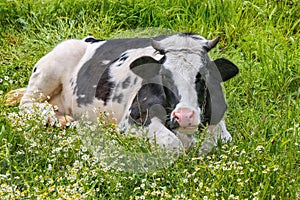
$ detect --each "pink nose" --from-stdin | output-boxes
[172,108,196,127]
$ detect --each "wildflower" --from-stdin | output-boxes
[250,168,254,172]
[151,183,156,188]
[199,182,203,188]
[255,145,264,152]
[164,193,171,198]
[4,76,9,80]
[81,145,88,152]
[253,191,260,196]
[205,186,211,192]
[238,181,244,187]
[143,190,149,195]
[116,182,122,188]
[194,165,201,171]
[151,191,157,196]
[16,150,25,155]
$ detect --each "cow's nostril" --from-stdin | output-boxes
[173,112,180,120]
[188,111,194,119]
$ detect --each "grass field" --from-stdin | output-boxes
[0,0,299,199]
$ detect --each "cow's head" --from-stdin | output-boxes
[131,33,238,133]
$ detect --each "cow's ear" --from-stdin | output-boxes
[130,56,164,79]
[214,58,239,82]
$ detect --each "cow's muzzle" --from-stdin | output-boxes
[170,107,199,132]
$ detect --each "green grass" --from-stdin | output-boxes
[0,0,299,199]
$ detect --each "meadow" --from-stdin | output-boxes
[0,0,299,199]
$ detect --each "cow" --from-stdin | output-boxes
[16,33,239,153]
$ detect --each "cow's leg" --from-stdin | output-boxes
[121,117,184,152]
[146,117,184,152]
[206,119,232,143]
[20,39,88,125]
[174,132,195,149]
[217,119,232,143]
[200,119,232,154]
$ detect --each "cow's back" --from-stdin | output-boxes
[73,37,167,105]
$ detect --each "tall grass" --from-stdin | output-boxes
[0,0,299,199]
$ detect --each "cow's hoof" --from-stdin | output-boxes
[57,115,74,127]
[4,88,27,106]
[221,133,232,143]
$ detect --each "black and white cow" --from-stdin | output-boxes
[20,33,238,152]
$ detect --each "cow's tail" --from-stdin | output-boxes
[4,88,26,106]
